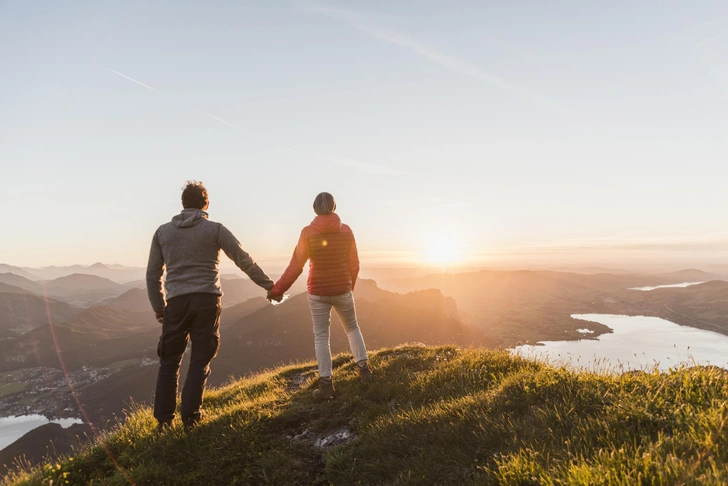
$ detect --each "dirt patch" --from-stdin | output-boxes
[292,426,356,449]
[285,370,316,393]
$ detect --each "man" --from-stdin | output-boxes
[268,192,373,400]
[146,181,275,429]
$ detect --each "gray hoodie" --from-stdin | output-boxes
[146,209,273,312]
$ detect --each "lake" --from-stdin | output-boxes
[513,314,728,372]
[0,415,83,450]
[629,281,705,291]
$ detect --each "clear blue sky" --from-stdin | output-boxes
[2,1,727,268]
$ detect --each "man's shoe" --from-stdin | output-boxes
[312,377,335,400]
[357,361,375,382]
[182,416,200,432]
[155,421,172,433]
[182,411,202,429]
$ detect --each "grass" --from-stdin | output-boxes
[3,345,728,485]
[0,383,26,399]
[17,392,51,407]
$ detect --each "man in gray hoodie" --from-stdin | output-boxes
[146,181,275,429]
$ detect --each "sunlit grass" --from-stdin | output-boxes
[4,346,728,485]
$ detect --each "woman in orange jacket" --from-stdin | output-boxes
[268,192,374,399]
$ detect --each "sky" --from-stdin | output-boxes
[2,0,728,269]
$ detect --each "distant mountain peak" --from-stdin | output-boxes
[47,273,122,290]
[89,262,109,269]
[671,268,709,275]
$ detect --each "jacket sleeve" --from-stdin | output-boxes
[270,228,310,296]
[348,230,360,291]
[146,229,166,313]
[218,224,274,290]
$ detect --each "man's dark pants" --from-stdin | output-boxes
[154,293,221,427]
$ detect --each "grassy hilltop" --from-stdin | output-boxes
[4,345,728,485]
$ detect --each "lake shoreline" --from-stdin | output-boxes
[513,313,728,372]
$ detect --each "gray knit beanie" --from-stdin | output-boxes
[313,192,336,215]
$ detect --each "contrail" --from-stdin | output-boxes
[302,4,578,116]
[204,115,302,154]
[204,113,250,133]
[107,68,161,93]
[107,69,248,134]
[107,69,251,135]
[107,66,402,174]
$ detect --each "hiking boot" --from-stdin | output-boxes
[357,360,375,382]
[155,421,172,433]
[182,416,200,431]
[312,377,335,400]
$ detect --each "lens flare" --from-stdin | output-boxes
[42,287,135,484]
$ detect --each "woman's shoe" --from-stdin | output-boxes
[357,361,375,382]
[312,377,335,400]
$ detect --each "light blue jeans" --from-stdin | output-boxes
[308,291,368,379]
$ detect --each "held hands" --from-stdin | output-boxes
[154,311,164,324]
[267,289,283,303]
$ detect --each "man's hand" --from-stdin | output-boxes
[155,311,164,324]
[267,290,283,303]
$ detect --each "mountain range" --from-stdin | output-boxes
[0,271,280,310]
[0,263,145,284]
[0,289,81,334]
[379,268,726,345]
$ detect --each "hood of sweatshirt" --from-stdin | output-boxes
[311,213,342,233]
[172,209,209,228]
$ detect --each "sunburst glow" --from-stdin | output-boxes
[426,236,460,265]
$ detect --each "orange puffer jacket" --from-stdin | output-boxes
[270,213,359,297]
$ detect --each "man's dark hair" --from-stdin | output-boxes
[181,181,209,210]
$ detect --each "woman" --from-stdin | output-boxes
[268,192,373,399]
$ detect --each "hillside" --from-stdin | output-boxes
[16,265,145,284]
[0,423,91,478]
[71,284,486,426]
[40,274,126,307]
[57,306,154,337]
[0,266,39,281]
[211,286,489,383]
[0,305,157,371]
[104,288,152,312]
[43,274,122,292]
[624,280,728,335]
[0,292,81,334]
[0,274,42,294]
[3,345,727,485]
[0,284,32,295]
[379,269,728,346]
[216,277,305,308]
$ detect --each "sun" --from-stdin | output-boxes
[426,236,460,265]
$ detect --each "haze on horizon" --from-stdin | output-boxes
[3,1,727,269]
